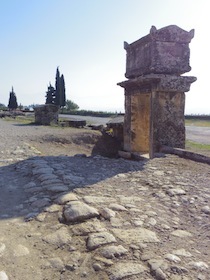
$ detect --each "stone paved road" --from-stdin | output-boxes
[0,119,210,280]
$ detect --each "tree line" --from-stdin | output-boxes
[45,67,66,107]
[1,67,80,111]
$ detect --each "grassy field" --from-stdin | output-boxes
[185,119,210,127]
[185,118,210,155]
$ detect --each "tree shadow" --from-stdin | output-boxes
[0,155,147,221]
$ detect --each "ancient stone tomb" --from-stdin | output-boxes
[118,25,196,158]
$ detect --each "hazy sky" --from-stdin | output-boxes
[0,0,209,114]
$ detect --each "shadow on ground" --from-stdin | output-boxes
[0,154,147,221]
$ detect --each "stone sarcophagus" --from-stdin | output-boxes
[118,25,197,158]
[124,25,194,78]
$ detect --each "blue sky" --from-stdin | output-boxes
[0,0,209,114]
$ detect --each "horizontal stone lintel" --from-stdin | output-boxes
[118,74,197,93]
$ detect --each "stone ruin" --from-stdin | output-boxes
[34,104,59,125]
[117,25,197,158]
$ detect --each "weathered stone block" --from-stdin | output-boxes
[34,104,59,125]
[124,25,194,78]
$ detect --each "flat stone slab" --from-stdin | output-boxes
[112,228,160,244]
[42,227,71,247]
[71,219,106,236]
[87,231,117,250]
[63,201,99,223]
[107,262,147,280]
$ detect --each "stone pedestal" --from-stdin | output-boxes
[118,74,196,157]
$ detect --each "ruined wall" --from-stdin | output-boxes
[34,104,59,125]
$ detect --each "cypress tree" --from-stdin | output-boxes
[8,87,18,110]
[60,74,66,107]
[45,83,56,104]
[55,67,61,106]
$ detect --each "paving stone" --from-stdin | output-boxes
[172,248,192,257]
[71,219,106,236]
[83,195,116,204]
[55,192,78,205]
[164,253,181,263]
[100,207,116,220]
[13,244,30,257]
[0,243,6,257]
[171,230,192,237]
[109,203,128,211]
[0,271,9,280]
[112,228,160,244]
[63,201,99,223]
[100,245,128,259]
[87,231,117,250]
[31,197,51,208]
[188,261,209,271]
[42,227,71,247]
[44,184,69,192]
[107,261,147,280]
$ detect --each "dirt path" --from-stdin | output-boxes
[0,119,210,280]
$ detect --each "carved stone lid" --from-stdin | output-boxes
[124,25,194,51]
[149,25,194,43]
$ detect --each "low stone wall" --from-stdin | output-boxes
[160,145,210,165]
[34,104,59,125]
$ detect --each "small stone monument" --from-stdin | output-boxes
[34,104,59,125]
[118,25,197,158]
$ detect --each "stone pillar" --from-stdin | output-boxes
[118,25,197,157]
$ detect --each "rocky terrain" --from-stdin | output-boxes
[0,119,209,280]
